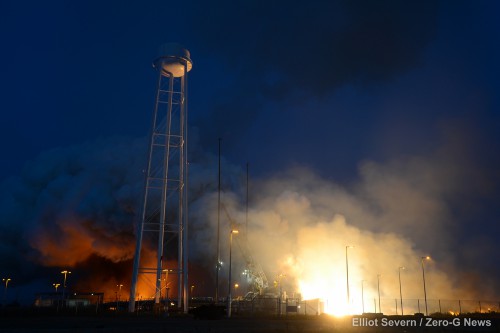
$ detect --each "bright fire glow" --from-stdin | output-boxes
[298,272,361,316]
[280,220,368,317]
[282,254,365,316]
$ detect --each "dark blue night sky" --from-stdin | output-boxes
[0,1,499,303]
[1,1,498,178]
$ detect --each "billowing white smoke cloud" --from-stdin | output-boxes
[0,132,497,309]
[195,153,498,314]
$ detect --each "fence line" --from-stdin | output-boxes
[32,294,500,316]
[234,297,500,316]
[371,298,500,315]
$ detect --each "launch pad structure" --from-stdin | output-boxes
[129,44,192,313]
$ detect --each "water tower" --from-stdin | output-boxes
[129,43,192,313]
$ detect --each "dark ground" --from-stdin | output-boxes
[0,312,498,333]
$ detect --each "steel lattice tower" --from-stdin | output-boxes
[129,44,192,313]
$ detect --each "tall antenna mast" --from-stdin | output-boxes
[246,162,249,237]
[215,138,221,303]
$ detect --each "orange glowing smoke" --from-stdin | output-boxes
[29,216,189,302]
[30,216,135,266]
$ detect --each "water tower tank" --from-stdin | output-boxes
[154,43,193,77]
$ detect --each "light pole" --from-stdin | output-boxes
[162,269,172,302]
[61,270,71,305]
[227,229,238,318]
[421,256,430,315]
[277,273,286,316]
[361,280,365,314]
[160,268,173,315]
[398,266,405,315]
[116,284,123,311]
[377,274,381,314]
[345,245,354,307]
[117,284,123,301]
[2,278,11,305]
[53,282,61,311]
[191,285,195,298]
[234,283,239,298]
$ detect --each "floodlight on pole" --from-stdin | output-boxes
[2,278,11,289]
[421,256,430,316]
[227,229,239,318]
[61,270,71,304]
[117,284,124,301]
[2,278,11,306]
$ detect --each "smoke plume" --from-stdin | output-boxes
[0,126,498,308]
